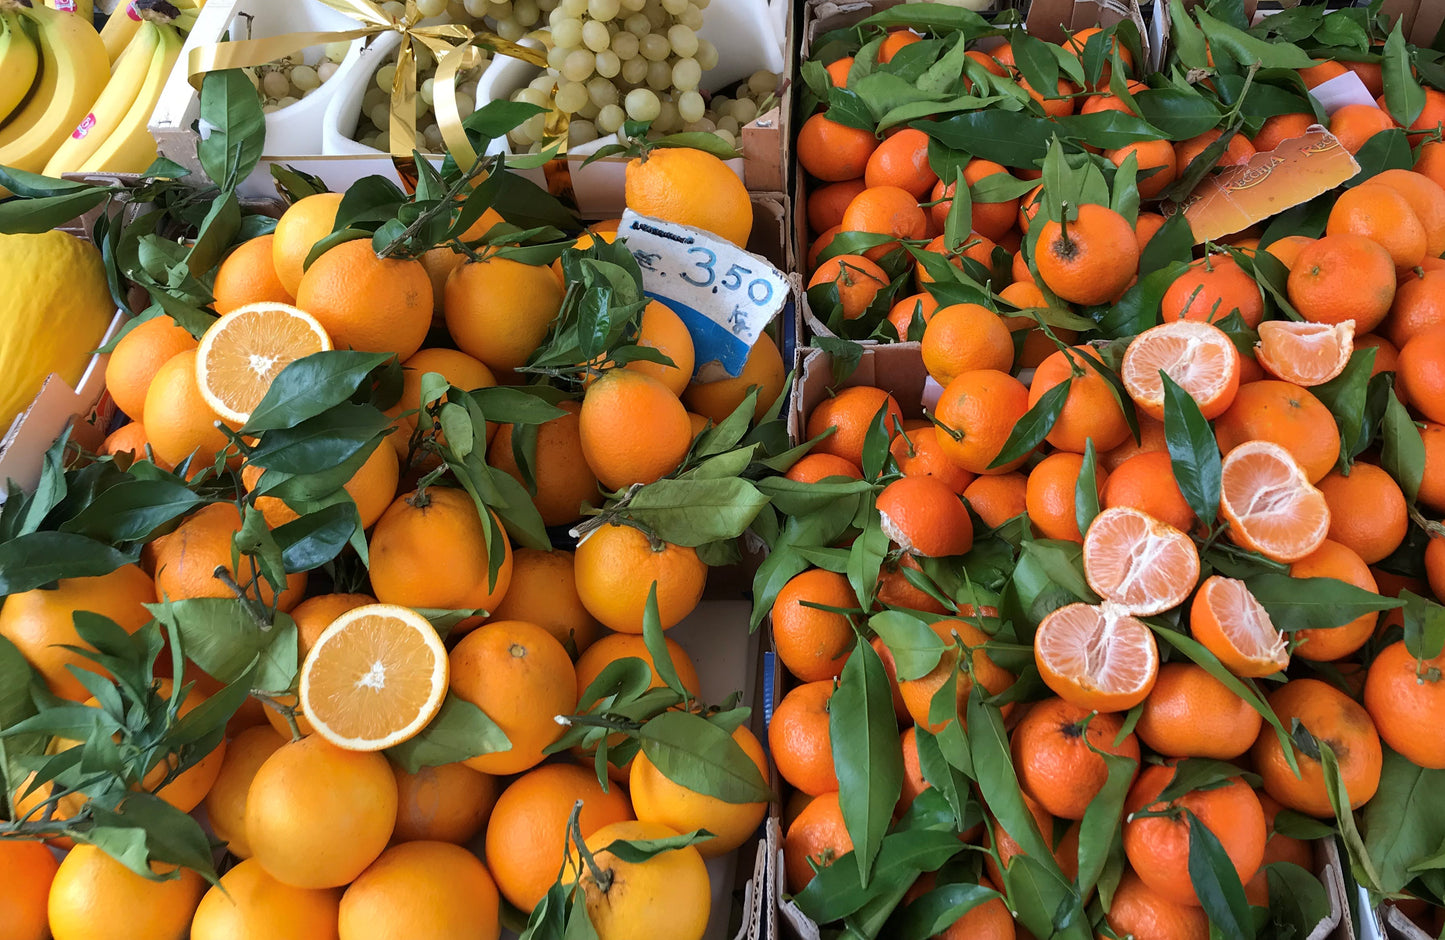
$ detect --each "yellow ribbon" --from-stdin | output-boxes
[187,0,548,170]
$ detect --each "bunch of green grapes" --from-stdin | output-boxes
[506,0,722,151]
[248,43,351,114]
[352,43,491,152]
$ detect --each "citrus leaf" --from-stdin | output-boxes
[638,711,770,803]
[869,610,947,681]
[832,636,904,884]
[1161,372,1221,526]
[385,692,511,773]
[1244,573,1401,632]
[987,381,1067,470]
[1185,807,1255,940]
[241,351,395,433]
[0,532,133,595]
[1382,392,1426,503]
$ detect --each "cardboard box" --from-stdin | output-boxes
[1382,900,1431,939]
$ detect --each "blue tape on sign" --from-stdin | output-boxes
[762,650,777,734]
[781,296,797,369]
[646,291,752,380]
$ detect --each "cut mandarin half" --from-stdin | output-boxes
[195,302,332,424]
[1219,440,1331,563]
[1082,506,1201,615]
[1254,319,1354,387]
[299,604,449,751]
[1189,575,1289,677]
[1120,319,1241,420]
[1034,602,1160,712]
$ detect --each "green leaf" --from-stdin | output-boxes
[1400,590,1445,660]
[1133,86,1223,140]
[58,481,202,544]
[1185,807,1256,940]
[1349,129,1414,184]
[1383,21,1427,128]
[1264,862,1332,936]
[1311,349,1379,466]
[1319,738,1385,894]
[639,584,687,701]
[869,611,947,681]
[197,69,266,189]
[1074,441,1100,539]
[894,881,998,940]
[987,381,1067,470]
[832,636,904,884]
[967,696,1056,866]
[245,406,391,475]
[592,827,714,863]
[1382,392,1426,503]
[793,828,965,924]
[1138,213,1195,275]
[1362,747,1445,894]
[621,478,769,547]
[846,512,891,613]
[922,111,1056,169]
[86,792,218,883]
[1244,573,1401,633]
[148,600,297,692]
[241,352,395,433]
[1076,746,1134,896]
[1196,8,1315,68]
[1161,372,1222,526]
[272,502,360,573]
[638,711,770,803]
[0,533,132,595]
[385,693,512,772]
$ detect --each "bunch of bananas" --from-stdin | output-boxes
[0,0,192,190]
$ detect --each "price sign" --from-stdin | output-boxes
[618,210,789,382]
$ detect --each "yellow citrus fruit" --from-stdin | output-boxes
[391,761,499,845]
[194,303,332,426]
[630,724,769,857]
[271,192,343,296]
[574,522,707,633]
[566,819,712,940]
[486,547,601,653]
[47,844,205,940]
[682,332,785,425]
[444,256,565,373]
[204,723,287,858]
[625,147,753,247]
[579,369,693,491]
[190,858,340,940]
[338,841,500,940]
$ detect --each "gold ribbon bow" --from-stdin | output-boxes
[187,0,547,171]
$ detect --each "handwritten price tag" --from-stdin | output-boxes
[619,210,788,382]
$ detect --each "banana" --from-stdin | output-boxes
[43,0,93,22]
[78,21,180,174]
[0,12,41,125]
[44,19,159,177]
[0,2,108,184]
[99,0,141,64]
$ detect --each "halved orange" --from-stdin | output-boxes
[195,302,332,425]
[1219,440,1331,563]
[1189,575,1289,677]
[1120,319,1241,420]
[1082,506,1201,615]
[299,604,449,751]
[1254,319,1354,387]
[1034,602,1160,712]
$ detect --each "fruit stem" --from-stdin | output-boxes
[210,566,274,630]
[254,692,304,741]
[568,800,614,894]
[410,464,448,508]
[377,153,495,260]
[1057,200,1074,251]
[1409,504,1445,540]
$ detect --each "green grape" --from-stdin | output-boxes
[695,38,717,70]
[611,30,639,59]
[645,59,670,90]
[547,45,569,70]
[582,19,611,51]
[551,17,583,47]
[570,119,599,144]
[678,89,704,123]
[556,80,589,113]
[666,23,696,57]
[325,41,352,62]
[732,99,758,123]
[639,32,668,61]
[588,0,620,18]
[596,103,626,133]
[748,70,777,96]
[624,87,661,121]
[369,103,391,128]
[624,12,650,35]
[514,0,541,24]
[587,76,619,106]
[562,48,596,81]
[496,19,524,39]
[261,69,290,98]
[660,0,685,13]
[620,56,648,85]
[678,5,701,29]
[516,87,550,107]
[671,56,700,91]
[596,49,621,77]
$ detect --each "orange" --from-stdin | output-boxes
[271,192,343,296]
[1025,451,1107,543]
[47,845,204,940]
[1408,87,1445,137]
[1104,869,1209,940]
[1358,332,1401,379]
[386,347,498,459]
[338,841,499,940]
[1214,379,1340,484]
[194,303,331,426]
[190,858,340,940]
[1417,139,1445,191]
[624,300,695,396]
[631,724,769,857]
[1289,539,1379,662]
[1255,319,1354,387]
[887,291,939,340]
[244,440,398,531]
[1399,325,1445,424]
[392,762,498,846]
[212,234,295,315]
[934,895,1016,939]
[1083,506,1199,615]
[875,554,950,614]
[0,840,57,940]
[807,253,890,319]
[150,502,307,610]
[1028,345,1132,454]
[1330,103,1397,154]
[1317,464,1407,564]
[1033,204,1139,305]
[913,231,998,286]
[295,239,431,361]
[770,680,838,796]
[864,127,937,198]
[963,472,1027,527]
[877,475,974,557]
[100,421,168,468]
[785,452,863,482]
[1288,232,1397,332]
[1100,413,1167,473]
[920,303,1014,385]
[488,402,601,528]
[897,616,1014,733]
[824,56,853,87]
[0,563,154,701]
[487,548,600,654]
[566,820,711,940]
[574,522,706,633]
[842,184,928,259]
[298,604,448,751]
[1174,129,1257,174]
[1421,422,1445,512]
[1123,763,1266,906]
[783,790,853,893]
[797,113,878,182]
[1137,662,1262,759]
[1327,182,1428,272]
[1253,677,1383,817]
[1189,575,1288,677]
[579,369,691,490]
[898,726,928,814]
[1251,112,1314,152]
[1134,211,1167,254]
[1160,255,1264,328]
[682,332,785,425]
[1020,76,1077,118]
[625,146,752,247]
[259,591,374,738]
[449,619,577,776]
[1298,60,1347,88]
[104,315,198,421]
[1386,269,1445,349]
[1371,169,1445,257]
[1365,640,1445,769]
[877,28,921,63]
[808,178,868,234]
[806,384,904,467]
[1219,439,1331,563]
[1010,697,1139,820]
[1108,138,1177,198]
[808,225,843,274]
[1122,317,1242,422]
[574,632,701,716]
[444,256,565,372]
[418,207,506,318]
[204,724,287,858]
[245,735,397,889]
[988,792,1080,886]
[1034,602,1158,712]
[143,349,235,473]
[890,425,974,493]
[1262,233,1315,269]
[367,487,513,624]
[934,369,1031,474]
[484,763,633,912]
[1101,451,1194,534]
[771,568,858,682]
[929,159,1020,241]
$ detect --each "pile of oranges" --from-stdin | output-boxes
[771,5,1445,938]
[0,143,786,940]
